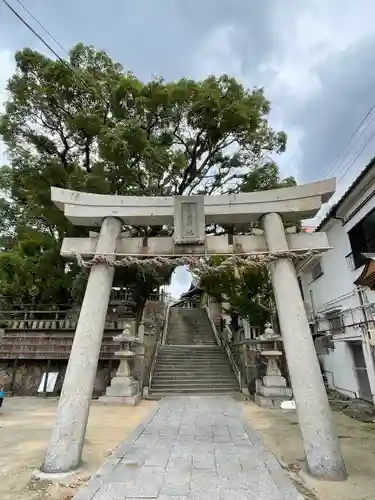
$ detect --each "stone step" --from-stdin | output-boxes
[165,341,217,345]
[155,358,229,363]
[151,307,237,395]
[154,365,233,371]
[153,377,238,388]
[154,371,232,377]
[166,341,217,345]
[159,348,222,351]
[146,391,238,400]
[165,343,217,346]
[156,352,226,357]
[153,373,235,380]
[154,366,234,373]
[156,356,228,360]
[150,387,239,394]
[156,354,226,360]
[152,382,238,391]
[156,356,229,362]
[160,345,220,347]
[158,350,223,354]
[154,364,231,370]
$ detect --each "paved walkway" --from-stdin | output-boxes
[75,396,304,500]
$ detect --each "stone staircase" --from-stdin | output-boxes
[149,307,239,397]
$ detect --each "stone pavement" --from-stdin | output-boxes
[74,396,304,500]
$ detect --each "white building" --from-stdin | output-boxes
[297,159,375,404]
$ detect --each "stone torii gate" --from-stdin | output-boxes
[41,179,347,481]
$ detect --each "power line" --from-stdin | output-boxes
[1,0,68,65]
[337,128,375,186]
[323,103,375,179]
[1,0,110,110]
[12,0,70,58]
[328,115,375,184]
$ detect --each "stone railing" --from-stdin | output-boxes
[109,288,134,303]
[132,300,167,394]
[2,317,132,331]
[0,306,137,331]
[109,289,167,304]
[230,337,290,395]
[204,308,243,391]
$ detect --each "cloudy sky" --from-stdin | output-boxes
[1,0,375,297]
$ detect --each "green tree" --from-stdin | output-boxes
[200,264,273,326]
[199,163,297,323]
[0,43,287,308]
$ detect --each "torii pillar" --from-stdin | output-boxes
[263,212,346,480]
[42,217,122,473]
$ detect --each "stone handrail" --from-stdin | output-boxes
[204,307,242,391]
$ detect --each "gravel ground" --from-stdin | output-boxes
[0,397,156,500]
[243,401,375,500]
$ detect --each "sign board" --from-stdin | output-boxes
[173,196,205,245]
[37,372,58,393]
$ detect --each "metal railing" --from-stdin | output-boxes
[161,304,171,345]
[148,304,169,391]
[204,306,222,347]
[204,307,242,391]
[221,324,242,391]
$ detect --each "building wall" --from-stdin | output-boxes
[299,193,375,404]
[320,342,359,399]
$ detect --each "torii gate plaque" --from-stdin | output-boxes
[41,179,346,481]
[174,195,205,244]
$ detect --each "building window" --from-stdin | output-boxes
[325,310,344,334]
[311,260,323,281]
[348,207,375,269]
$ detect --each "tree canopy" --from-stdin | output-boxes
[0,43,293,310]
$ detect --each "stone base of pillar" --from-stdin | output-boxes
[100,363,141,406]
[106,376,139,397]
[100,394,141,406]
[255,374,293,409]
[254,393,289,409]
[32,468,80,482]
[254,349,293,409]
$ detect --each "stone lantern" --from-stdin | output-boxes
[101,325,141,405]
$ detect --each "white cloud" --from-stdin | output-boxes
[190,1,375,188]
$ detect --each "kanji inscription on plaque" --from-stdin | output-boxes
[173,196,205,244]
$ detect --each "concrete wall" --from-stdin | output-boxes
[299,190,375,404]
[319,343,359,399]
